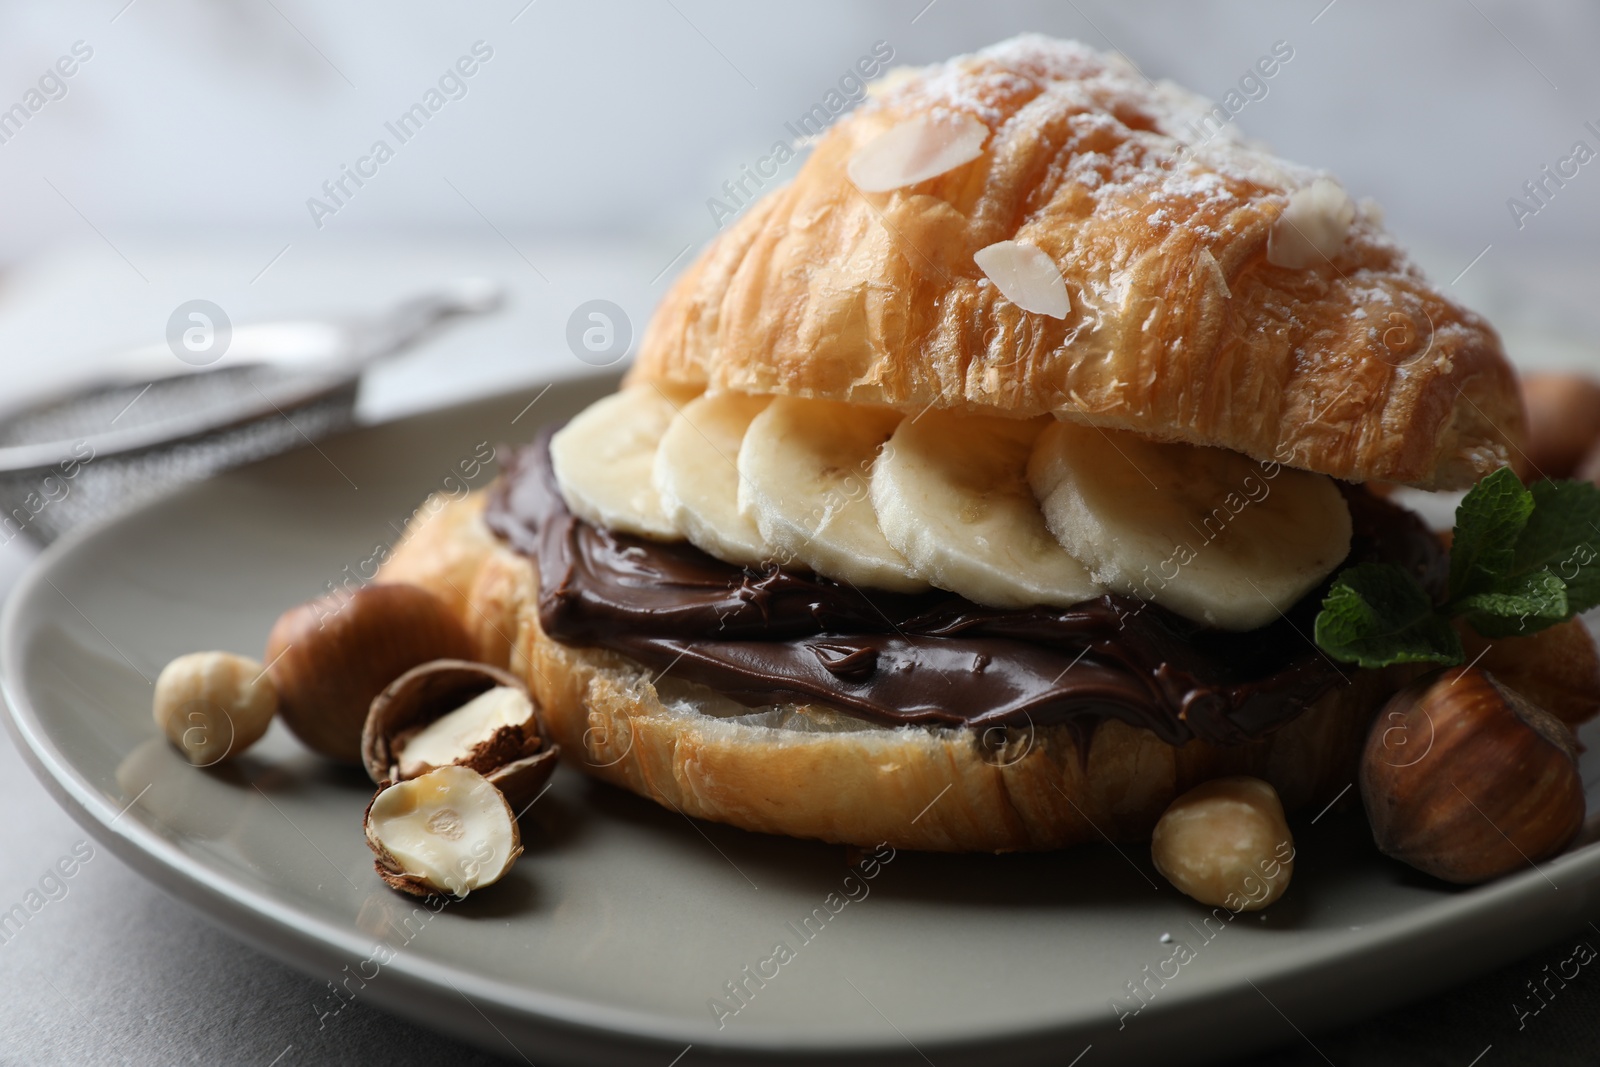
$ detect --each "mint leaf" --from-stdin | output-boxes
[1315,471,1600,666]
[1439,475,1600,635]
[1448,467,1533,602]
[1453,567,1568,638]
[1314,563,1463,669]
[1515,479,1600,615]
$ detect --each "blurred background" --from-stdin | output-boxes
[4,2,1600,1063]
[0,0,1597,421]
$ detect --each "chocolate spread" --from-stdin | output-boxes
[485,434,1443,746]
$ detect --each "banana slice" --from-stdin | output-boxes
[549,383,698,540]
[652,392,772,566]
[871,411,1103,608]
[737,396,928,593]
[1027,421,1351,630]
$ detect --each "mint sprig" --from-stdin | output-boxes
[1314,563,1463,669]
[1314,467,1600,667]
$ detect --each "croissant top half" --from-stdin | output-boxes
[629,35,1523,489]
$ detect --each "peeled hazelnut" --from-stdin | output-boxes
[1519,371,1600,480]
[1150,776,1295,912]
[264,583,475,763]
[363,659,558,812]
[152,651,277,766]
[1360,666,1584,884]
[364,765,522,898]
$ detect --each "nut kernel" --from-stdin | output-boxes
[363,659,558,812]
[364,765,522,898]
[152,651,277,766]
[1150,776,1295,911]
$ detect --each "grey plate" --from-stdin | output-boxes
[5,372,1600,1066]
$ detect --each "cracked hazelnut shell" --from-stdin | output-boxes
[264,583,475,763]
[1360,666,1584,885]
[362,658,558,812]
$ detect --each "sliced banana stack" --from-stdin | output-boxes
[549,383,698,539]
[1027,421,1351,630]
[737,397,929,593]
[652,392,772,567]
[871,411,1103,608]
[549,384,1352,630]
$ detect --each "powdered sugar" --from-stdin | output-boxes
[861,34,1346,236]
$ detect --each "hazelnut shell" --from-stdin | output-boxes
[264,583,475,764]
[1520,371,1600,480]
[1457,618,1600,728]
[1360,666,1585,884]
[362,658,559,812]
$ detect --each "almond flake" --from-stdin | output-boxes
[1267,178,1356,269]
[974,240,1071,318]
[847,113,989,193]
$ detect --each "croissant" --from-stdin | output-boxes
[629,35,1523,489]
[380,36,1543,852]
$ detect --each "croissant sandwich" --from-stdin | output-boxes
[381,36,1532,852]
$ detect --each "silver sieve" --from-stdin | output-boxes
[0,278,503,544]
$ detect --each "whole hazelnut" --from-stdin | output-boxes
[1457,618,1600,728]
[1576,438,1600,488]
[363,659,559,812]
[152,651,277,766]
[265,583,474,763]
[1360,666,1584,884]
[1150,776,1295,912]
[1519,371,1600,480]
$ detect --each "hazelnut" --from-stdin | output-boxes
[1457,618,1600,728]
[1519,371,1600,480]
[264,583,475,763]
[152,651,277,766]
[1577,437,1600,488]
[1360,667,1584,884]
[1150,776,1295,912]
[364,765,522,898]
[362,659,559,812]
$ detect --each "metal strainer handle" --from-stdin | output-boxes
[345,277,505,369]
[0,279,508,544]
